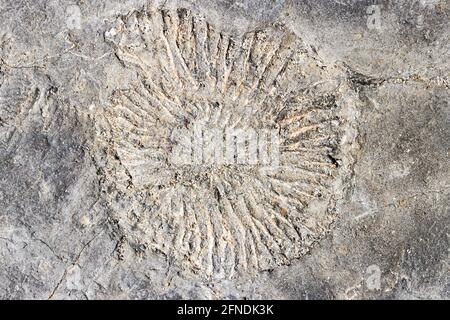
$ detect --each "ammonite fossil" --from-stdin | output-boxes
[96,7,358,279]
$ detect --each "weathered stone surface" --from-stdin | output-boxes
[0,0,448,299]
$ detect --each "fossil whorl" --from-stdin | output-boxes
[96,7,358,279]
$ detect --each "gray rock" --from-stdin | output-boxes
[0,0,448,299]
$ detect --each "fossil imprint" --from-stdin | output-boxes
[97,7,358,278]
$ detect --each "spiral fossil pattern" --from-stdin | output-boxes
[97,7,358,278]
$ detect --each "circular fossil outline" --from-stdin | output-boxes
[95,7,359,279]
